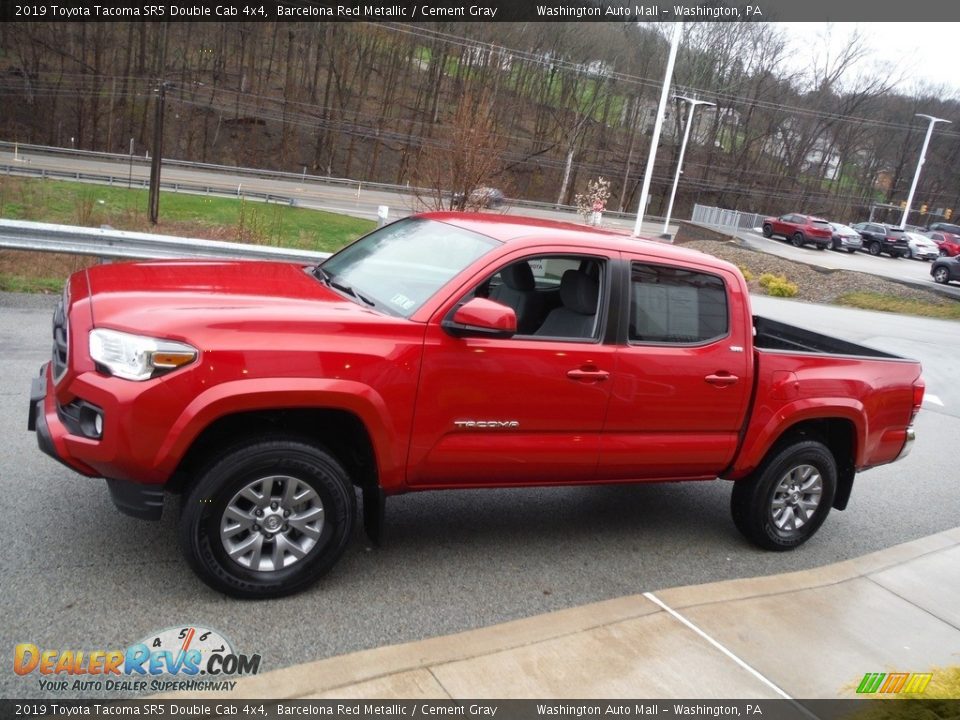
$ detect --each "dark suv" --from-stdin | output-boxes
[850,223,910,258]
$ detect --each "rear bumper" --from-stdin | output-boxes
[895,426,916,462]
[28,363,164,521]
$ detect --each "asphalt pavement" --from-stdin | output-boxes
[1,291,957,701]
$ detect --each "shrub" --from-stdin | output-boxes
[758,273,798,297]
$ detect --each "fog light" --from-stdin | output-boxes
[78,404,104,439]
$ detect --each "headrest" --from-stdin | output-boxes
[500,262,535,291]
[560,270,599,315]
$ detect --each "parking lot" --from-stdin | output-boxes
[1,290,958,699]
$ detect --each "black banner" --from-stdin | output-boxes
[3,0,960,23]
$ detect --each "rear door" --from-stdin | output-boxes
[599,256,752,480]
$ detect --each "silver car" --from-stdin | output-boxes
[828,223,863,253]
[903,232,940,261]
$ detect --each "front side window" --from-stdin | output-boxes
[629,263,728,344]
[471,255,605,340]
[319,218,499,317]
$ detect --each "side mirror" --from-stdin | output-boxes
[442,298,517,338]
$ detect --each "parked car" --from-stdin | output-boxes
[827,223,863,253]
[850,222,910,258]
[930,255,960,285]
[902,232,941,261]
[928,222,960,236]
[927,231,960,257]
[761,214,833,249]
[28,213,924,598]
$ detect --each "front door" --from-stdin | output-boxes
[407,252,615,486]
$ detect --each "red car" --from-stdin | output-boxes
[28,213,924,597]
[761,214,833,249]
[927,230,960,257]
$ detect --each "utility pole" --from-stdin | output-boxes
[148,82,168,225]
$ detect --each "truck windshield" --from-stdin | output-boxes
[318,217,499,317]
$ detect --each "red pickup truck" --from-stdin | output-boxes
[28,213,924,598]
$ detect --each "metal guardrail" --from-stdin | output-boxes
[1,141,659,222]
[1,164,304,207]
[0,218,331,263]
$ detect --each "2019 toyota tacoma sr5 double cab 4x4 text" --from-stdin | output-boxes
[28,213,924,598]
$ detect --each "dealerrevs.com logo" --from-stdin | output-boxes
[14,626,261,694]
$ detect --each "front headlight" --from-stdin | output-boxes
[89,329,198,381]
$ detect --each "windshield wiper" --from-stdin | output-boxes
[312,265,332,283]
[329,278,376,307]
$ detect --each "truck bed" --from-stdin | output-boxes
[753,316,900,359]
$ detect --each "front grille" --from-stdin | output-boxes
[51,293,68,381]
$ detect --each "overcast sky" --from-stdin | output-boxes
[777,23,960,96]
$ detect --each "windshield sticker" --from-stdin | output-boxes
[389,293,416,311]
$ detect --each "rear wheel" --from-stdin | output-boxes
[762,224,773,238]
[180,438,356,598]
[731,440,837,551]
[933,266,950,284]
[791,232,805,248]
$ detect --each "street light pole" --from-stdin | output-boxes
[661,97,715,239]
[633,22,683,237]
[899,113,951,229]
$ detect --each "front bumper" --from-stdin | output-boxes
[28,363,164,521]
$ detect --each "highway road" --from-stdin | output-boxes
[0,148,656,236]
[0,290,957,700]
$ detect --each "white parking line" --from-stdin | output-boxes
[644,593,789,699]
[924,394,944,407]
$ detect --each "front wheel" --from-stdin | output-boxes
[868,241,882,256]
[762,224,773,238]
[933,266,950,284]
[180,439,356,598]
[731,440,837,551]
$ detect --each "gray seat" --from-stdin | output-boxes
[534,270,599,338]
[489,262,550,335]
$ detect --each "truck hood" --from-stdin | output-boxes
[83,260,393,337]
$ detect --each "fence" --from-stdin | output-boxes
[691,204,764,232]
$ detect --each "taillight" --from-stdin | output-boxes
[910,380,925,424]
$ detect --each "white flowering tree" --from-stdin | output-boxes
[575,176,611,226]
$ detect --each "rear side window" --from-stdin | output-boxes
[629,263,728,344]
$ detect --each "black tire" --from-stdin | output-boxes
[815,243,825,251]
[933,266,950,284]
[730,440,837,551]
[762,224,773,238]
[846,248,857,254]
[180,438,356,598]
[905,248,914,260]
[831,238,841,251]
[868,241,882,256]
[940,249,949,258]
[791,232,805,248]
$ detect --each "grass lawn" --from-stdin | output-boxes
[0,177,376,292]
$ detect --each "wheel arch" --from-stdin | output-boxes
[168,408,380,499]
[730,414,859,511]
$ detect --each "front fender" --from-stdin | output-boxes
[152,378,403,488]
